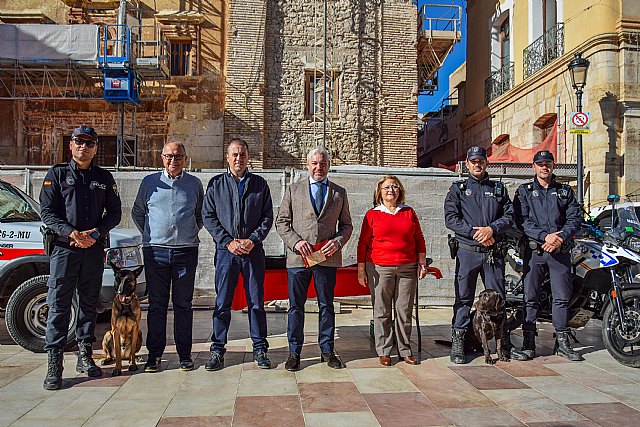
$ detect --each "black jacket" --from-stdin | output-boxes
[202,170,274,249]
[444,173,514,247]
[514,176,581,242]
[39,160,122,238]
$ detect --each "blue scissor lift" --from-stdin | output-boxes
[98,23,167,168]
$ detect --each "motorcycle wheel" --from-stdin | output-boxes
[601,288,640,368]
[5,275,78,353]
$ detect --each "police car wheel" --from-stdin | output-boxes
[5,275,78,353]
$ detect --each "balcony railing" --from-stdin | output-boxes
[485,62,514,104]
[523,23,564,79]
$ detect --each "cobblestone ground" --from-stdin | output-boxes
[1,306,640,426]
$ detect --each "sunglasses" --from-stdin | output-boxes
[72,138,97,148]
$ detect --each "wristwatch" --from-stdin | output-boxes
[419,263,427,270]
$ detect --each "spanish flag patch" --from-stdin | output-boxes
[43,181,52,187]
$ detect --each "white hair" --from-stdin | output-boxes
[307,146,331,164]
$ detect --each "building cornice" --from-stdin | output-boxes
[155,10,205,25]
[61,1,120,10]
[0,9,49,23]
[617,19,640,33]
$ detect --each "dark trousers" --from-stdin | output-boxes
[287,265,337,354]
[211,247,268,355]
[143,246,198,360]
[523,250,572,332]
[45,244,104,351]
[453,248,505,329]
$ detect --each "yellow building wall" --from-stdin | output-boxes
[462,0,640,207]
[512,0,528,86]
[562,1,619,52]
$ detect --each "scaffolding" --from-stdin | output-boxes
[417,3,462,95]
[0,24,168,101]
[0,0,169,168]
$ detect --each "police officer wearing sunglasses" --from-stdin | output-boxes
[40,126,122,390]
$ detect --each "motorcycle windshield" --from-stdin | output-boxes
[613,204,640,238]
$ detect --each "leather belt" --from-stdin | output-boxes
[458,242,492,253]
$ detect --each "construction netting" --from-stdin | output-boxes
[437,119,560,171]
[0,24,99,62]
[487,119,558,163]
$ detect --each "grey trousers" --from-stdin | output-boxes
[366,262,418,357]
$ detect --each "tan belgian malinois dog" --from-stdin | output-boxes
[101,263,144,376]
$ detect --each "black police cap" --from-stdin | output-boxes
[533,150,554,163]
[466,146,487,161]
[72,126,98,141]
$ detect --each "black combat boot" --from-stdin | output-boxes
[76,342,102,377]
[450,328,466,364]
[503,330,529,361]
[43,349,64,390]
[522,330,536,359]
[555,331,582,361]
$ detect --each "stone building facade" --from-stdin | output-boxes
[0,0,418,169]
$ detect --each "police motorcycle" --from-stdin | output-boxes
[503,195,640,368]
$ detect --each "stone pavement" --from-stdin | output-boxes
[2,306,640,427]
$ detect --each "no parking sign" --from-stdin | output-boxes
[570,112,590,134]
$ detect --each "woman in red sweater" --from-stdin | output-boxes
[357,175,427,366]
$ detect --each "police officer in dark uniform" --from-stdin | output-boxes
[39,126,122,390]
[514,150,582,361]
[444,146,527,363]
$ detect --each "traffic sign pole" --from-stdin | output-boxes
[577,89,584,208]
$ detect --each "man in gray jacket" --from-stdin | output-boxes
[131,141,204,373]
[275,146,353,371]
[202,138,274,370]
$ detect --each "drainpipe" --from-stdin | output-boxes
[557,95,561,161]
[116,0,127,57]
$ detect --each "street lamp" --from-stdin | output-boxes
[567,52,590,208]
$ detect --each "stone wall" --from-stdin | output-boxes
[0,0,420,170]
[262,0,417,169]
[223,0,267,168]
[18,100,167,167]
[379,1,418,167]
[0,0,226,168]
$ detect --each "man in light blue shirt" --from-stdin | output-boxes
[131,141,204,373]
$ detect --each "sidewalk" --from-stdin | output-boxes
[1,307,640,426]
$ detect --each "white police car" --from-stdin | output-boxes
[0,178,145,352]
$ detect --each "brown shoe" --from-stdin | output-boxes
[379,356,392,366]
[403,355,418,365]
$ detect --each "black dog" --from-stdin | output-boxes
[434,289,509,364]
[468,289,509,364]
[101,263,144,376]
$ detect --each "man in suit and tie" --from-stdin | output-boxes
[276,146,353,371]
